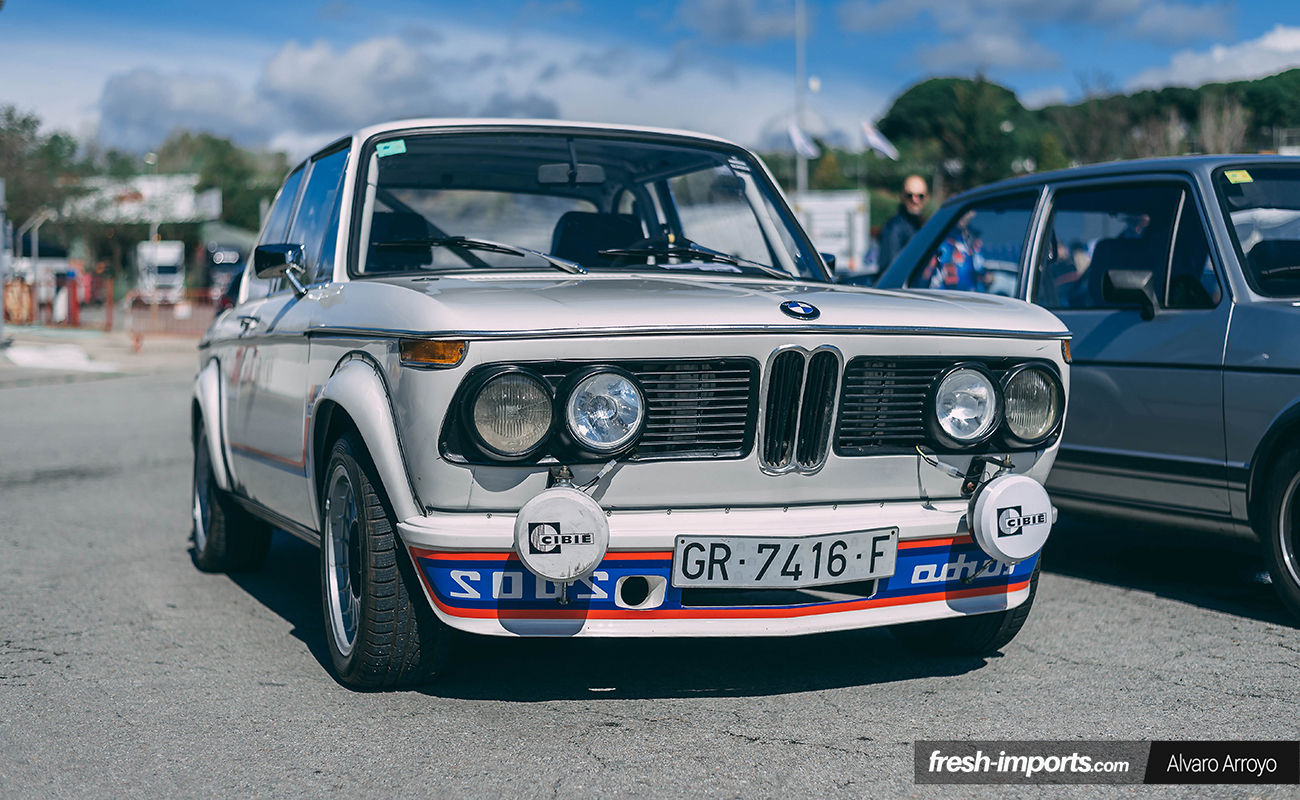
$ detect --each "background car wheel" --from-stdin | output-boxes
[321,432,453,689]
[890,560,1040,656]
[192,423,272,572]
[1262,448,1300,619]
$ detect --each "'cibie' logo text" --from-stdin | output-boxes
[997,505,1046,537]
[528,523,594,554]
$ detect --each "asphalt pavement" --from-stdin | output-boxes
[1,360,1297,799]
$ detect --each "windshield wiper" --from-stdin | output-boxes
[598,246,795,281]
[1260,264,1300,279]
[374,236,587,275]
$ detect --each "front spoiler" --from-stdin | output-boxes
[399,499,1038,636]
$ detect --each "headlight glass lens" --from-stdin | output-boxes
[566,372,645,453]
[934,368,998,443]
[1005,367,1062,442]
[472,373,552,456]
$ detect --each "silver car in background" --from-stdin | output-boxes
[192,120,1070,689]
[876,155,1300,619]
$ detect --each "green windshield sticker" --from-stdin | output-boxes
[1224,169,1253,184]
[376,140,407,158]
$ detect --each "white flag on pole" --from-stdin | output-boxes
[861,120,899,160]
[788,121,821,159]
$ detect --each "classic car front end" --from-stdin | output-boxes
[192,120,1070,688]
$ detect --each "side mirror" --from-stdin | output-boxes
[820,252,837,272]
[254,244,307,297]
[1103,268,1158,321]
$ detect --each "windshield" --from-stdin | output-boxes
[353,132,823,280]
[1216,165,1300,297]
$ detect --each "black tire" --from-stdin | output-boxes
[192,423,272,572]
[320,432,452,689]
[1261,448,1300,619]
[890,560,1041,656]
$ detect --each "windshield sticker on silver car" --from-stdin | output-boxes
[376,139,407,158]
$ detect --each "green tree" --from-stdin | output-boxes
[0,105,86,239]
[156,131,285,231]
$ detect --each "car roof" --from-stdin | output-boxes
[347,118,742,150]
[941,153,1300,208]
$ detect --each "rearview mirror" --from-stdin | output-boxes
[1103,268,1158,321]
[538,163,606,184]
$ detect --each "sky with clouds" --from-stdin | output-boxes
[2,0,1299,158]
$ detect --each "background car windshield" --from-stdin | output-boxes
[354,133,821,279]
[1217,165,1300,297]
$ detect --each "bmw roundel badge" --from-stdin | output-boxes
[780,300,820,320]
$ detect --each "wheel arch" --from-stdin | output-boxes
[192,358,232,492]
[1247,400,1300,530]
[310,354,423,526]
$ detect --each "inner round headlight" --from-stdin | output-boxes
[933,367,1000,444]
[471,372,553,457]
[565,371,645,453]
[1004,366,1063,443]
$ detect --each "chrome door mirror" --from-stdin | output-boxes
[253,244,308,297]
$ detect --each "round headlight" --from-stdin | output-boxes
[1004,366,1063,444]
[932,366,1000,445]
[565,370,645,453]
[470,371,553,457]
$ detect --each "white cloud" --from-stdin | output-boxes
[1130,2,1233,45]
[838,0,1231,73]
[676,0,796,43]
[1020,84,1069,108]
[920,31,1060,71]
[1126,24,1300,90]
[86,21,885,159]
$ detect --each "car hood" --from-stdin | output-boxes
[314,273,1068,339]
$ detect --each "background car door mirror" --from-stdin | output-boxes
[1103,268,1159,321]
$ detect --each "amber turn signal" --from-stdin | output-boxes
[1061,339,1072,364]
[400,339,467,367]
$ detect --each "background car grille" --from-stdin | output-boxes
[760,349,841,471]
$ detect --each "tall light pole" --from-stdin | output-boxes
[794,0,808,196]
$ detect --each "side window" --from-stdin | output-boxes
[908,193,1036,297]
[245,166,306,300]
[1166,195,1221,309]
[287,148,350,285]
[1035,184,1182,310]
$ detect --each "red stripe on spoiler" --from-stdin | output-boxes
[898,534,974,550]
[428,580,1029,621]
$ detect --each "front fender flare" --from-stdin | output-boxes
[193,359,231,492]
[313,357,422,522]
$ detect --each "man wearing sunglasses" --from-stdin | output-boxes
[877,174,929,270]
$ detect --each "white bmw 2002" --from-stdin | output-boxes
[192,120,1070,689]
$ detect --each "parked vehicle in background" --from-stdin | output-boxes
[192,119,1070,690]
[137,240,186,304]
[875,155,1300,619]
[791,190,872,278]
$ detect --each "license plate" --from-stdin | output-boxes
[671,528,898,589]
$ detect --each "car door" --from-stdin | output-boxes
[226,145,351,528]
[1030,179,1232,517]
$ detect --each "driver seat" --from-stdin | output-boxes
[550,212,644,268]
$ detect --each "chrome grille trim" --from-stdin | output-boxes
[758,345,843,475]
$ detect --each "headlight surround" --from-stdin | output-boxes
[563,368,646,454]
[1002,364,1064,445]
[927,364,1002,448]
[466,368,555,459]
